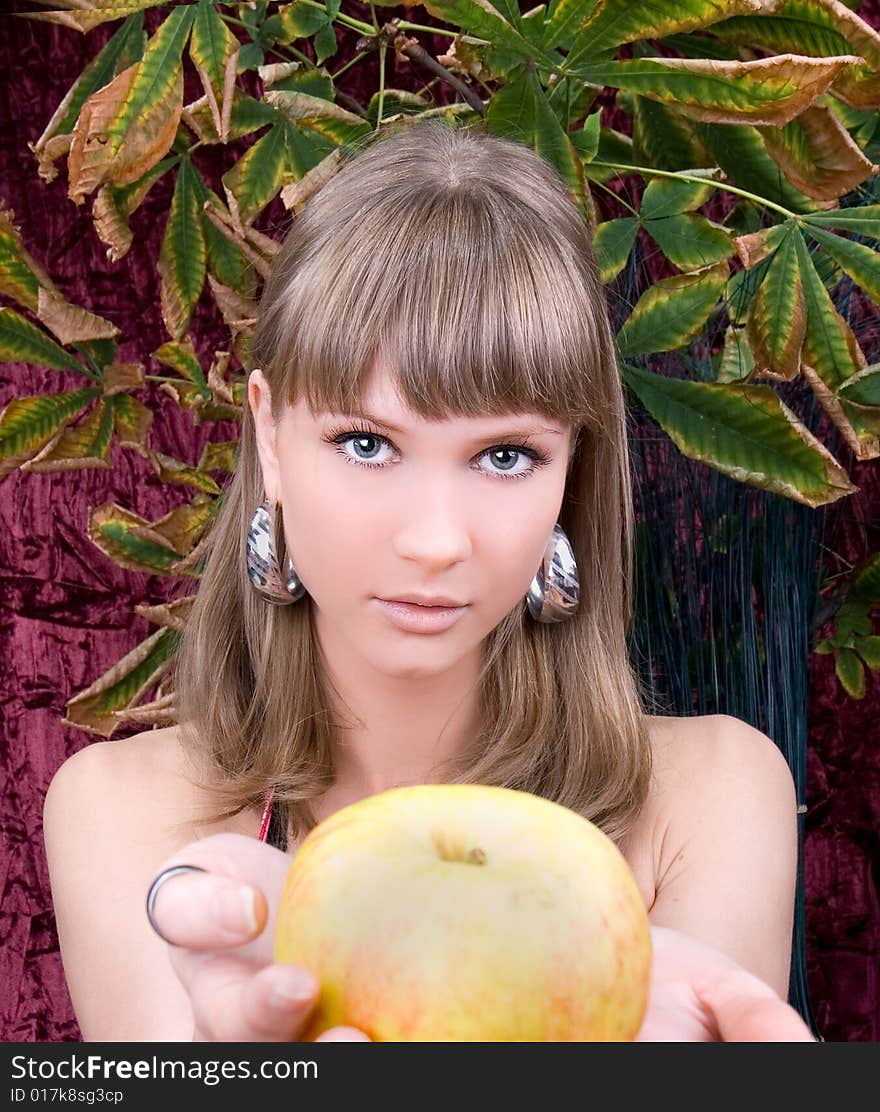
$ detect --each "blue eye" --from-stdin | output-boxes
[325,427,551,481]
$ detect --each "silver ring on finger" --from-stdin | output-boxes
[145,864,208,946]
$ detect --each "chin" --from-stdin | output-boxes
[366,643,469,681]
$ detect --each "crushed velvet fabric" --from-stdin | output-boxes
[1,5,878,1043]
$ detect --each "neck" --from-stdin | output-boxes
[314,617,484,799]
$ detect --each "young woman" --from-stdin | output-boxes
[42,120,814,1042]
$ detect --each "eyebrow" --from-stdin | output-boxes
[337,409,565,439]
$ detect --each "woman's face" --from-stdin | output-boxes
[250,361,573,680]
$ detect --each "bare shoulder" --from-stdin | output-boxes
[43,727,248,1040]
[46,727,206,848]
[637,712,798,994]
[646,711,795,794]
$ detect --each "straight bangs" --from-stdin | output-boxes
[251,127,610,434]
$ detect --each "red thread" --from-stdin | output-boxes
[258,786,274,843]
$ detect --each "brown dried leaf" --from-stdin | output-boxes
[32,133,74,185]
[202,201,274,279]
[109,65,183,188]
[207,274,258,338]
[280,148,344,214]
[103,361,145,394]
[112,690,177,727]
[67,62,139,204]
[93,183,133,261]
[135,595,195,632]
[760,105,878,201]
[734,225,786,269]
[36,288,120,345]
[802,362,876,459]
[649,53,865,126]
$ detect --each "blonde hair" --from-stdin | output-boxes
[174,118,653,849]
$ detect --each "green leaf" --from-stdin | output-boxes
[593,218,639,283]
[794,230,864,387]
[799,206,880,240]
[851,553,880,604]
[150,450,222,495]
[717,325,754,384]
[854,634,880,670]
[487,65,588,220]
[198,184,252,295]
[696,122,828,214]
[711,6,853,59]
[237,43,266,72]
[616,261,728,356]
[63,626,181,738]
[0,308,82,371]
[0,208,43,311]
[153,340,209,393]
[108,5,196,167]
[541,0,600,52]
[191,0,239,93]
[198,439,240,473]
[421,0,549,69]
[43,12,146,141]
[621,365,856,507]
[565,0,772,66]
[835,647,865,699]
[313,22,338,64]
[23,398,115,472]
[158,158,207,340]
[803,222,880,304]
[569,110,602,162]
[268,1,330,41]
[222,123,291,225]
[0,388,100,479]
[836,364,880,406]
[745,223,805,380]
[644,212,733,270]
[835,599,873,640]
[640,172,717,219]
[569,55,859,127]
[108,392,152,454]
[632,96,711,170]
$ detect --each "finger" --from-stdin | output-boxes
[191,959,321,1042]
[147,832,293,960]
[694,971,816,1042]
[315,1027,373,1042]
[150,869,269,952]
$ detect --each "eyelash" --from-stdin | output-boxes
[323,424,552,481]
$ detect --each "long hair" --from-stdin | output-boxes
[173,118,653,849]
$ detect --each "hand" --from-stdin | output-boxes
[637,925,817,1042]
[147,832,372,1042]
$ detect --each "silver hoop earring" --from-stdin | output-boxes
[246,500,307,605]
[526,523,579,623]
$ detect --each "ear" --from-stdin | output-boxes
[248,369,282,504]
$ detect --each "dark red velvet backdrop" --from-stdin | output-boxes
[1,5,879,1042]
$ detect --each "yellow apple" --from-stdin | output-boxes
[274,783,651,1041]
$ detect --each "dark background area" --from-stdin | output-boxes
[1,3,878,1041]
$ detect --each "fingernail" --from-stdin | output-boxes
[213,885,258,934]
[269,971,318,1009]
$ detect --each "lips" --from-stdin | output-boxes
[375,598,468,634]
[379,596,466,608]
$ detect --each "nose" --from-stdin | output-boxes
[391,476,473,570]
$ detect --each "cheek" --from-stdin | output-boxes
[278,466,382,588]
